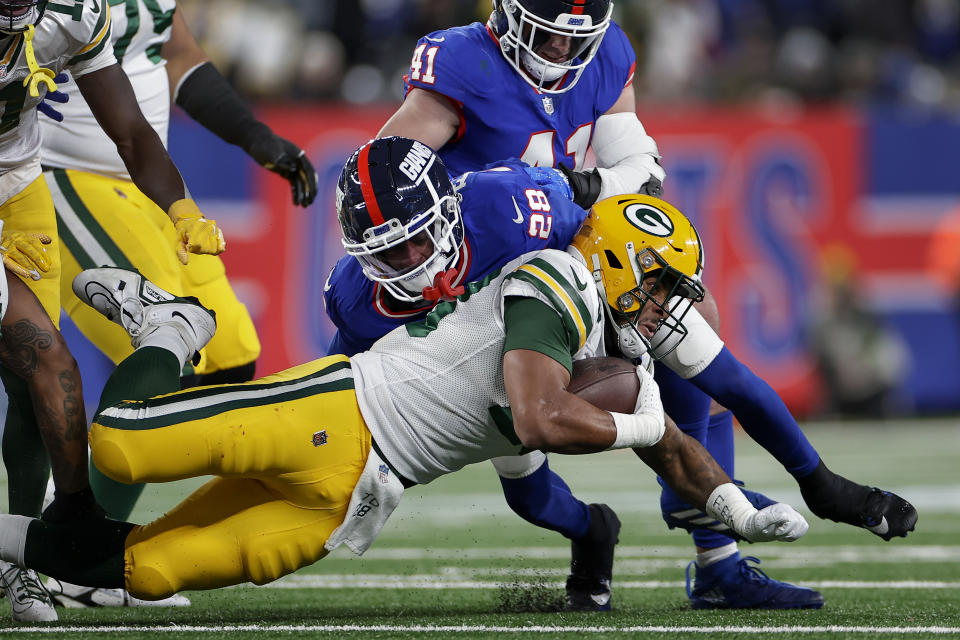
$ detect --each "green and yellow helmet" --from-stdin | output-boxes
[569,194,706,359]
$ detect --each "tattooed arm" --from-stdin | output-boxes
[0,274,89,496]
[632,415,733,508]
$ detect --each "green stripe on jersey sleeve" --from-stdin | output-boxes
[502,296,575,375]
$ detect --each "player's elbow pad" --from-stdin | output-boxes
[593,112,666,201]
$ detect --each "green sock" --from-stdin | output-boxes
[91,347,181,520]
[96,347,182,414]
[0,368,50,517]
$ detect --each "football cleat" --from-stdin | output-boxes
[686,553,824,610]
[565,503,621,611]
[798,460,918,540]
[0,560,58,622]
[48,581,191,608]
[73,267,216,363]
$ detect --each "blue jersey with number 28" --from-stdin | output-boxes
[324,161,588,356]
[404,21,636,176]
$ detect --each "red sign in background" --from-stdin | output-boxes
[192,104,951,417]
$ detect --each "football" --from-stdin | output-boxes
[567,357,640,414]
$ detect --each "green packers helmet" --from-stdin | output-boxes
[569,194,706,359]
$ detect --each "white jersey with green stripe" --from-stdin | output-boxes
[0,0,114,175]
[351,248,605,486]
[41,0,175,180]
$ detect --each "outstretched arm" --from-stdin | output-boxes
[76,64,224,264]
[165,9,317,207]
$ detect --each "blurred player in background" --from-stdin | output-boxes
[0,0,226,620]
[0,186,811,602]
[378,0,916,610]
[37,0,317,608]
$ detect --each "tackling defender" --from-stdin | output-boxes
[325,137,619,610]
[0,183,810,601]
[378,0,917,609]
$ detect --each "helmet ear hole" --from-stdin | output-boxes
[604,249,622,269]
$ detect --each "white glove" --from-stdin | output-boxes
[633,363,663,418]
[608,364,665,450]
[741,503,809,543]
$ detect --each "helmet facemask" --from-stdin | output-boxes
[604,246,704,360]
[0,0,41,35]
[496,0,611,94]
[342,183,463,304]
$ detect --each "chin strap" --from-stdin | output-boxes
[22,24,57,98]
[421,268,465,303]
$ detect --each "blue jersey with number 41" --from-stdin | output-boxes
[324,162,589,357]
[404,21,636,176]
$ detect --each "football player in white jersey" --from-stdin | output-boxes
[34,3,316,608]
[0,0,226,620]
[0,142,809,603]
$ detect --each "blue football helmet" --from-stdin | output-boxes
[490,0,613,94]
[337,137,464,303]
[0,0,46,34]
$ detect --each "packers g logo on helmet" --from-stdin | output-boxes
[623,203,674,237]
[570,195,705,359]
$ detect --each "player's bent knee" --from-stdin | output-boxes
[126,563,180,601]
[89,425,138,484]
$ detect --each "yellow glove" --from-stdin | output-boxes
[168,198,226,265]
[0,230,52,281]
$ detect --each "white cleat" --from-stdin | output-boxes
[73,267,216,362]
[49,581,191,608]
[0,560,58,622]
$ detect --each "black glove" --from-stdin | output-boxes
[557,163,602,209]
[641,175,663,198]
[41,487,106,523]
[246,135,319,207]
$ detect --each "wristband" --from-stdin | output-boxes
[706,482,757,534]
[609,411,664,449]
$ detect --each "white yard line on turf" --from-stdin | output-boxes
[1,624,959,634]
[260,576,960,590]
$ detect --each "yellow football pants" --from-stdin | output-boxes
[46,168,261,374]
[88,355,369,599]
[1,175,62,325]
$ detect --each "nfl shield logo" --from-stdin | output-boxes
[312,430,328,446]
[378,464,390,483]
[542,96,554,115]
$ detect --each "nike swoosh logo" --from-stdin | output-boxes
[511,197,524,224]
[570,266,587,291]
[171,310,195,334]
[90,0,100,13]
[425,35,445,42]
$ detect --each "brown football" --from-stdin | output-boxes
[567,357,640,414]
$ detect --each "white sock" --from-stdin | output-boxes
[0,514,33,566]
[138,327,191,369]
[696,541,738,568]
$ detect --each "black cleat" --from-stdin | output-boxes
[565,503,621,611]
[798,460,918,540]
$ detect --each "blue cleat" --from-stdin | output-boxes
[686,553,824,610]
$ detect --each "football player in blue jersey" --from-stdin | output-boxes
[372,0,917,611]
[325,136,619,611]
